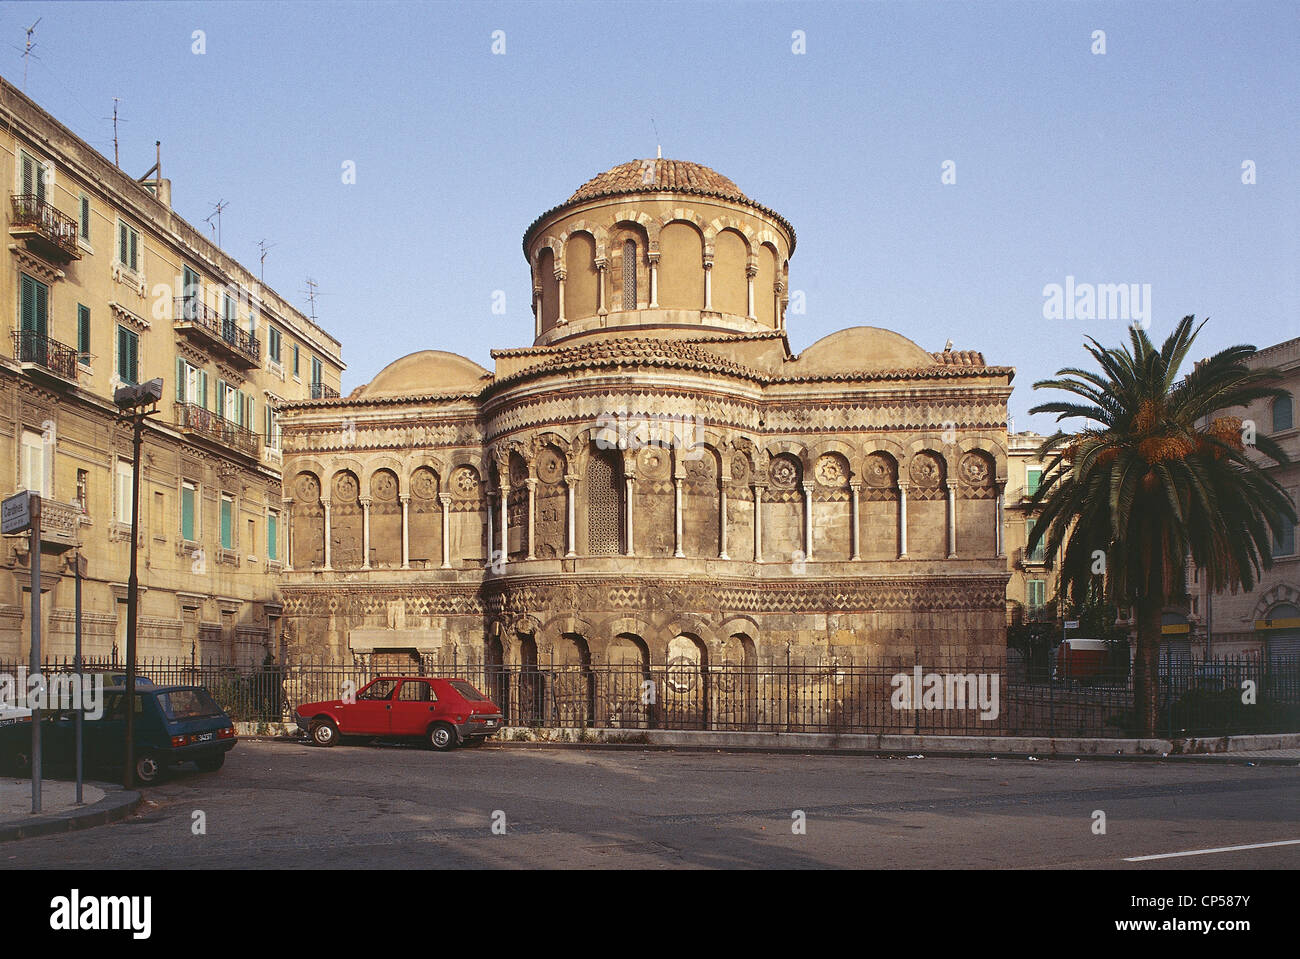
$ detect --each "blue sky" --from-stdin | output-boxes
[8,1,1297,432]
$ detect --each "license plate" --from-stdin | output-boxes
[194,732,213,742]
[485,720,496,726]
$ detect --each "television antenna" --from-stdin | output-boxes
[301,277,323,321]
[103,98,128,168]
[21,18,40,92]
[256,239,276,284]
[204,199,228,247]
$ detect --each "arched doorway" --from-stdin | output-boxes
[603,633,651,727]
[662,633,708,729]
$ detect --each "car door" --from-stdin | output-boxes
[338,678,397,735]
[391,680,438,737]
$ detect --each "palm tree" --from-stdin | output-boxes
[1027,316,1295,736]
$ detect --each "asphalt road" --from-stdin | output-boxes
[4,740,1297,869]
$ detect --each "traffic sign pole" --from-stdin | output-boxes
[29,494,41,815]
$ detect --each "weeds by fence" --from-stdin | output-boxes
[7,653,1297,739]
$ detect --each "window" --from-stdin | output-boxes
[1026,468,1042,497]
[397,681,433,703]
[20,430,47,496]
[116,325,139,384]
[267,509,279,562]
[311,355,323,387]
[222,293,237,339]
[1025,518,1045,562]
[292,343,300,377]
[76,470,88,513]
[247,519,255,557]
[115,459,134,524]
[77,305,91,359]
[20,151,48,202]
[220,495,234,549]
[176,359,204,406]
[1274,395,1294,433]
[153,490,166,538]
[117,220,139,272]
[622,239,637,310]
[78,195,91,242]
[1277,517,1296,557]
[181,266,201,318]
[19,274,48,337]
[1027,579,1046,609]
[264,406,281,449]
[181,481,198,542]
[268,326,282,364]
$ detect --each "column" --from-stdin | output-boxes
[498,486,510,566]
[555,268,567,325]
[322,498,333,570]
[648,252,660,308]
[753,485,763,562]
[849,483,861,561]
[400,494,410,569]
[673,476,685,557]
[897,484,908,558]
[802,483,814,562]
[485,492,495,570]
[439,494,451,568]
[595,258,607,316]
[564,474,578,558]
[624,475,635,556]
[703,256,714,311]
[525,478,537,560]
[995,482,1005,558]
[532,287,542,338]
[946,482,957,559]
[718,484,729,559]
[282,497,294,571]
[746,265,757,319]
[360,497,371,569]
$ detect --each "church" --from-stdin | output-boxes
[277,158,1014,683]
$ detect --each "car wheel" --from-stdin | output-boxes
[428,723,457,751]
[134,753,162,786]
[310,719,338,747]
[195,752,225,772]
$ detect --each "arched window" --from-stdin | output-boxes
[622,239,637,310]
[1273,395,1294,433]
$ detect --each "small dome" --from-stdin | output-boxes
[569,159,753,205]
[796,327,938,374]
[357,350,489,397]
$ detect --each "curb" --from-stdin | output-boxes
[0,783,142,842]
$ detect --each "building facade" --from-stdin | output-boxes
[1004,430,1060,625]
[278,159,1014,682]
[1191,335,1299,661]
[1,78,344,666]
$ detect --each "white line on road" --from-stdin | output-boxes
[1124,839,1300,862]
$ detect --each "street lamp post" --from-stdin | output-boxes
[114,378,162,789]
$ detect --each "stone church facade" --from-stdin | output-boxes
[277,159,1014,678]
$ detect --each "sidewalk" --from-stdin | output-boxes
[0,778,141,841]
[238,721,1300,763]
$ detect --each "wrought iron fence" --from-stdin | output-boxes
[9,653,1297,740]
[12,330,78,381]
[172,296,260,364]
[174,402,261,457]
[10,193,81,259]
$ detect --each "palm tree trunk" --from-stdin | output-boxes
[1134,598,1163,738]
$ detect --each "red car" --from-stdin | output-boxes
[295,677,505,750]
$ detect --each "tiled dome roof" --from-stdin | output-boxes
[568,159,752,205]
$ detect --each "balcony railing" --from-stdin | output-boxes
[12,330,78,382]
[174,402,261,457]
[173,297,261,367]
[9,194,81,262]
[310,382,339,400]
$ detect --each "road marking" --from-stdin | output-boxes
[1124,838,1300,862]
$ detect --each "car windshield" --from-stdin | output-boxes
[448,680,489,702]
[158,688,224,721]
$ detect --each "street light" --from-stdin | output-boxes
[114,377,162,788]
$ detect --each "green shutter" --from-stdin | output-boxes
[129,230,137,270]
[267,513,278,561]
[182,486,195,541]
[77,305,90,355]
[119,222,127,263]
[176,358,185,402]
[200,371,208,410]
[80,196,90,240]
[21,154,33,197]
[220,498,232,549]
[20,276,35,333]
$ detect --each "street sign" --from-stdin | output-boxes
[1064,620,1080,629]
[2,491,34,534]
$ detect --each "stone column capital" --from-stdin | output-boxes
[359,496,371,508]
[399,493,410,505]
[437,493,452,506]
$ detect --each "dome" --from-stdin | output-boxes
[356,350,490,398]
[795,327,938,374]
[569,159,753,206]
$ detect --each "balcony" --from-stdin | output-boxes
[11,330,78,384]
[173,297,261,368]
[3,494,81,551]
[309,382,339,400]
[174,402,261,457]
[9,194,81,263]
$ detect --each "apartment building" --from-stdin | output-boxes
[1005,429,1059,625]
[0,76,344,665]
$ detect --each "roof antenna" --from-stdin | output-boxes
[204,199,228,247]
[301,277,322,322]
[651,116,661,159]
[105,98,126,168]
[21,18,40,92]
[257,239,276,284]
